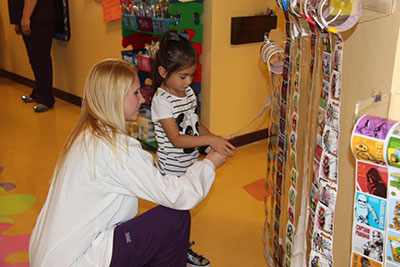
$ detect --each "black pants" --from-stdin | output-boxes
[22,21,56,108]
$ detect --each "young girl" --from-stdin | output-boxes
[151,30,235,267]
[29,59,227,267]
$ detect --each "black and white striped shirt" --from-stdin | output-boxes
[151,87,200,176]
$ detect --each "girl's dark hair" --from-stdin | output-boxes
[152,29,197,91]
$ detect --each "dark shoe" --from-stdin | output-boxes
[34,104,50,113]
[21,95,36,103]
[187,241,210,267]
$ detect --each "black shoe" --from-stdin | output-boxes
[187,241,210,267]
[21,95,36,103]
[34,104,50,113]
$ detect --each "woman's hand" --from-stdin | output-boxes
[14,25,21,35]
[208,135,235,157]
[205,149,227,169]
[20,17,31,36]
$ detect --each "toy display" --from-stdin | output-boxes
[120,0,204,149]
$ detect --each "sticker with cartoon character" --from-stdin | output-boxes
[332,44,342,72]
[291,113,298,133]
[309,250,333,267]
[288,205,295,225]
[389,123,400,138]
[289,131,297,150]
[310,183,319,211]
[356,161,387,199]
[319,152,338,183]
[311,230,333,259]
[325,99,340,129]
[322,126,339,156]
[330,71,341,101]
[322,32,332,53]
[290,167,298,188]
[322,53,331,80]
[293,72,300,92]
[351,252,382,267]
[354,192,386,231]
[288,185,297,208]
[318,178,337,210]
[314,202,334,235]
[355,115,396,141]
[284,256,291,267]
[320,81,329,110]
[387,137,400,168]
[286,221,295,243]
[317,107,326,137]
[388,169,400,198]
[308,208,315,232]
[285,240,292,259]
[292,92,299,113]
[290,149,297,169]
[352,222,384,263]
[352,135,385,165]
[387,198,400,232]
[386,230,400,265]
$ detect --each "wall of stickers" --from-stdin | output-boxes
[262,0,363,266]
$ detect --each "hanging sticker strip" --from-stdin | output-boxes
[261,34,284,266]
[284,14,303,267]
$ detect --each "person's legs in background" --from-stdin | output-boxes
[22,21,55,112]
[110,206,191,267]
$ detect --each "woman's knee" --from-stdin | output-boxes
[154,206,191,229]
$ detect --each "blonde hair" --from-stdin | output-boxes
[54,59,138,178]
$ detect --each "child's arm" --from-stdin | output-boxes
[160,118,235,157]
[198,120,212,136]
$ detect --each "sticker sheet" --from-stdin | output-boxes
[351,114,400,266]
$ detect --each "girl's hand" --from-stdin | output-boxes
[205,149,227,169]
[209,135,235,157]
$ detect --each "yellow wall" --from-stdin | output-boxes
[202,0,284,136]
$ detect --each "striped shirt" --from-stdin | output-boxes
[151,87,200,176]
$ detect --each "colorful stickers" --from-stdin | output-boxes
[307,28,343,266]
[351,114,400,266]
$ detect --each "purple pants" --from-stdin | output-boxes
[110,206,190,267]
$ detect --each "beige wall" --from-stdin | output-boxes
[0,0,279,137]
